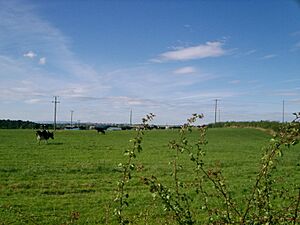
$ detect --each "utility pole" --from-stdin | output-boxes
[70,110,74,127]
[282,100,285,123]
[219,108,221,122]
[214,99,219,124]
[52,96,60,131]
[129,109,132,125]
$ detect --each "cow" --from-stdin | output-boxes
[36,130,54,144]
[95,127,106,134]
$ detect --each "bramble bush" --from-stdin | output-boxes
[114,113,300,225]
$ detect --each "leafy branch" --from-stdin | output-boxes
[114,113,155,225]
[113,113,300,225]
[242,121,300,224]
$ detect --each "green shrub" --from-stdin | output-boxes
[114,114,300,224]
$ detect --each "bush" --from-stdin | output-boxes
[114,114,300,224]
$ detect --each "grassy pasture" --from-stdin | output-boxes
[0,128,299,224]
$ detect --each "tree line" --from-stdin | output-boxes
[207,120,282,132]
[0,119,41,129]
[0,119,285,131]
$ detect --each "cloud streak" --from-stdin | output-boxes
[0,1,102,103]
[0,1,99,82]
[173,66,196,74]
[153,41,226,62]
[260,54,277,60]
[291,41,300,52]
[39,57,46,65]
[23,51,36,58]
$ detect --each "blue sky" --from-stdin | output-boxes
[1,0,300,125]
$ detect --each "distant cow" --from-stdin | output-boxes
[36,130,54,144]
[95,127,106,134]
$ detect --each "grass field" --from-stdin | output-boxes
[0,128,299,224]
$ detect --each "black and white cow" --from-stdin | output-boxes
[36,130,54,144]
[95,127,106,134]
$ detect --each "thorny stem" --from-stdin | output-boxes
[185,115,241,221]
[116,114,299,224]
[115,113,155,225]
[185,126,241,219]
[293,188,300,225]
[242,121,300,223]
[197,163,241,218]
[242,143,278,222]
[174,153,179,195]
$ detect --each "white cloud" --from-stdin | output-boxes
[176,90,238,100]
[271,88,299,96]
[173,66,196,74]
[290,41,300,52]
[229,80,241,84]
[107,96,158,106]
[0,1,99,82]
[23,51,36,58]
[154,41,226,62]
[260,54,277,60]
[0,1,104,107]
[290,31,300,36]
[39,57,46,65]
[244,49,257,55]
[284,78,300,83]
[24,98,42,104]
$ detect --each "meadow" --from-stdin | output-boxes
[0,128,299,224]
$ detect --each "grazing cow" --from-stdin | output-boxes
[36,130,54,144]
[95,127,106,134]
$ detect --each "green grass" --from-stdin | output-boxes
[0,128,299,224]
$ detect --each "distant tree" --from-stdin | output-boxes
[0,119,41,129]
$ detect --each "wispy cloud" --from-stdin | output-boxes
[232,49,256,58]
[0,1,99,81]
[23,51,37,58]
[284,78,300,83]
[289,30,300,52]
[39,57,46,65]
[260,54,277,60]
[0,0,101,105]
[153,41,226,62]
[173,66,196,74]
[106,96,159,106]
[24,98,43,104]
[176,90,238,100]
[270,87,299,96]
[229,80,241,84]
[244,49,257,56]
[290,31,300,36]
[291,41,300,52]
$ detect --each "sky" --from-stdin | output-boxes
[1,0,300,125]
